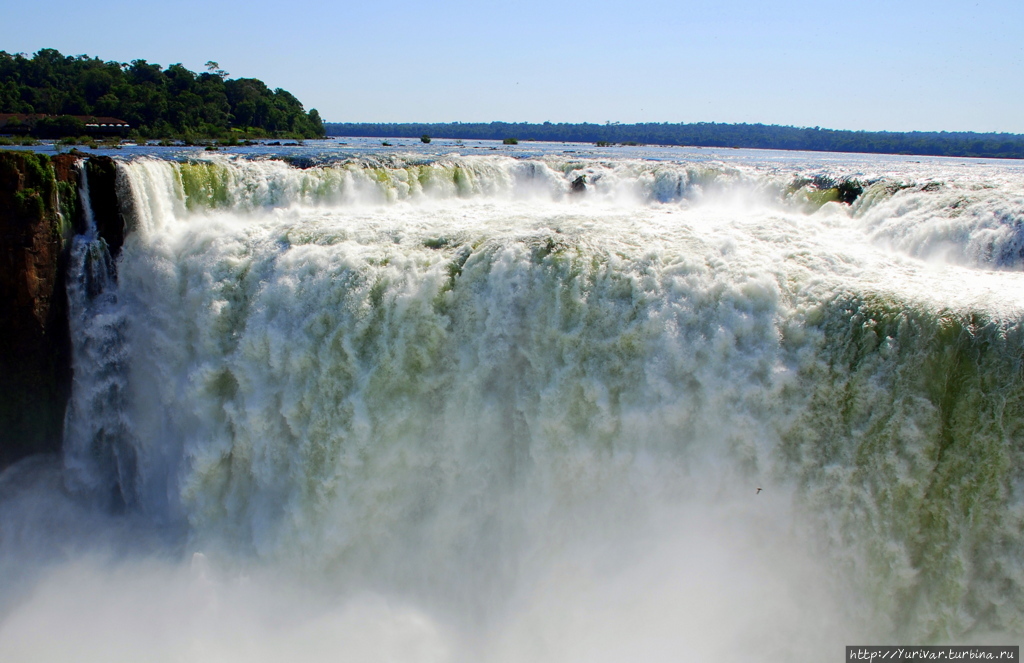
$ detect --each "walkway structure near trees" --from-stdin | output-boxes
[0,114,130,136]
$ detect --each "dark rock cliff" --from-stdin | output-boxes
[0,151,84,468]
[83,156,125,257]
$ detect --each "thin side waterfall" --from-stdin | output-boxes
[61,162,137,509]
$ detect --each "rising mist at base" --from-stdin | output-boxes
[1,455,867,662]
[1,147,1023,661]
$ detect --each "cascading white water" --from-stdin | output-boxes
[2,151,1023,662]
[61,164,137,508]
[853,172,1024,269]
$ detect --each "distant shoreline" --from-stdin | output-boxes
[324,122,1024,161]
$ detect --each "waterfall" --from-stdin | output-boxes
[3,151,1023,660]
[61,162,137,509]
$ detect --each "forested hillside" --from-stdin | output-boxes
[0,49,324,139]
[326,121,1024,159]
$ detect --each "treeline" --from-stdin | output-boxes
[0,49,324,139]
[324,121,1024,159]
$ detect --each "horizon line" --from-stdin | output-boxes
[321,120,1024,137]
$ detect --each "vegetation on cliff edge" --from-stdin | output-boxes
[0,151,73,467]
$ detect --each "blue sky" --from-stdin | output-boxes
[2,0,1022,133]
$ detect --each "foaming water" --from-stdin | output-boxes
[121,153,1024,272]
[853,177,1024,269]
[2,152,1024,661]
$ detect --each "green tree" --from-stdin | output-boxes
[0,49,325,139]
